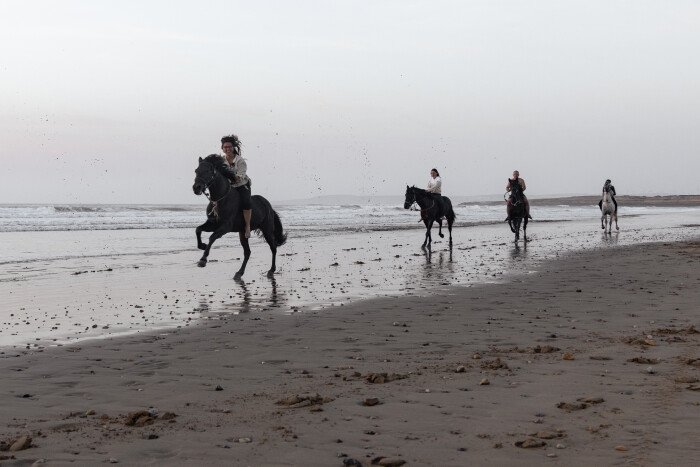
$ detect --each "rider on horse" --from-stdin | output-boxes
[505,170,532,220]
[598,179,618,212]
[425,168,445,218]
[221,134,253,238]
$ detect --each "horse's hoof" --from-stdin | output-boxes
[616,227,620,230]
[267,270,275,278]
[197,245,206,251]
[197,260,207,267]
[234,272,243,280]
[439,233,444,238]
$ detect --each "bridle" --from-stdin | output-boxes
[196,161,231,220]
[406,187,435,221]
[507,181,523,206]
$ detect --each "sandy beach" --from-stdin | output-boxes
[2,236,699,466]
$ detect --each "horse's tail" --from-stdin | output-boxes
[273,210,287,247]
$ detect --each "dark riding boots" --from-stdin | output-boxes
[431,193,445,219]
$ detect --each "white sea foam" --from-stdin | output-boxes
[0,202,688,234]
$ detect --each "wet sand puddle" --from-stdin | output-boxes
[1,209,699,349]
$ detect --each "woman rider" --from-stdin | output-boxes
[598,179,618,212]
[505,170,532,220]
[221,134,252,238]
[425,168,444,217]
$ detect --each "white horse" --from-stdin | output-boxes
[601,186,618,233]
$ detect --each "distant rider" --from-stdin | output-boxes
[506,170,532,220]
[221,134,252,238]
[598,179,618,212]
[426,168,445,218]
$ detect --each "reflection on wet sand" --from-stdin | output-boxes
[405,244,456,289]
[4,209,700,347]
[602,231,620,245]
[215,276,285,314]
[510,242,528,261]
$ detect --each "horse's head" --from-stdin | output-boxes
[404,185,416,209]
[508,178,523,201]
[192,156,217,195]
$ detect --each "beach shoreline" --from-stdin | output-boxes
[1,238,699,465]
[3,209,700,349]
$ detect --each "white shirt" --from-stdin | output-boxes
[223,155,250,188]
[427,176,442,194]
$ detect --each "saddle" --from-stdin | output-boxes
[419,194,445,221]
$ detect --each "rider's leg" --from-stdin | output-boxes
[524,197,532,219]
[243,209,252,238]
[238,185,253,239]
[435,194,445,219]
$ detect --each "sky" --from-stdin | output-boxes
[1,0,699,204]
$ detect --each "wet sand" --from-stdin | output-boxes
[3,210,700,348]
[1,239,699,466]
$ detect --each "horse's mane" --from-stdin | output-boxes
[509,179,523,192]
[201,154,229,177]
[410,185,427,194]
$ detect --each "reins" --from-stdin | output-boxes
[204,184,231,221]
[197,162,232,221]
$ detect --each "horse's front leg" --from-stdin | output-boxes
[196,220,216,250]
[601,214,605,230]
[422,220,434,250]
[614,213,619,231]
[198,227,228,267]
[234,232,252,280]
[523,217,528,242]
[437,219,444,238]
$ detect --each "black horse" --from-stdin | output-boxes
[192,155,287,279]
[505,178,528,243]
[404,186,455,249]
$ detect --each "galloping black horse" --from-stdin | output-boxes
[192,155,287,279]
[404,186,455,249]
[505,178,528,243]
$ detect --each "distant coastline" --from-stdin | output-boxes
[459,194,700,208]
[276,193,700,207]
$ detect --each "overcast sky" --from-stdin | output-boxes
[1,0,699,204]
